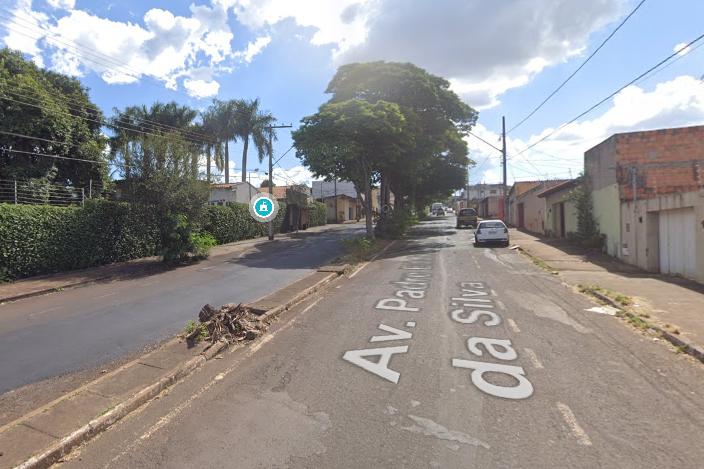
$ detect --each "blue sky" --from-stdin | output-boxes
[2,0,704,186]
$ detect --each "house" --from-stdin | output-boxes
[509,180,570,234]
[507,181,541,227]
[585,125,704,282]
[537,179,579,238]
[312,180,357,201]
[322,194,361,223]
[208,182,260,205]
[478,195,505,219]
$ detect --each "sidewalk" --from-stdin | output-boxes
[510,229,704,353]
[0,223,359,304]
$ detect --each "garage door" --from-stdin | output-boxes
[659,207,697,278]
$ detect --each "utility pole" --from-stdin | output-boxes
[266,124,293,240]
[334,178,338,223]
[501,116,508,222]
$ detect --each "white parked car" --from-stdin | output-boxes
[474,219,509,247]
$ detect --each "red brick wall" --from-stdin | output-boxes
[614,125,704,201]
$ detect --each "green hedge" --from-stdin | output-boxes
[309,202,327,227]
[0,199,297,281]
[199,202,287,245]
[0,200,160,280]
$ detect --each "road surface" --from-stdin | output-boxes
[59,217,704,468]
[0,225,364,394]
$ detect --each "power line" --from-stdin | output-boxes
[2,148,106,164]
[3,145,217,171]
[515,32,704,156]
[273,144,295,166]
[0,93,215,146]
[1,87,217,144]
[467,130,503,153]
[508,0,647,134]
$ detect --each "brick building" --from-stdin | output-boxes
[585,125,704,283]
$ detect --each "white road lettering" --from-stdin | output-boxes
[343,256,432,384]
[449,281,535,399]
[452,359,534,400]
[370,324,413,342]
[396,289,425,299]
[343,346,409,384]
[450,308,501,326]
[375,298,419,312]
[467,337,518,361]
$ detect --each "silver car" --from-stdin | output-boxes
[474,219,509,247]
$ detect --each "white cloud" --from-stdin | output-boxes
[2,0,48,67]
[46,0,75,9]
[233,35,271,63]
[184,78,220,98]
[230,0,626,108]
[230,0,371,55]
[338,0,625,109]
[467,75,704,183]
[673,42,691,56]
[1,1,243,98]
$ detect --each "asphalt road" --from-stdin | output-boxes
[0,224,364,394]
[59,217,704,469]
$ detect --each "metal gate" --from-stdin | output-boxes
[659,207,696,278]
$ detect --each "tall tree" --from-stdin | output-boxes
[293,99,408,237]
[108,102,208,261]
[325,61,478,209]
[232,98,276,182]
[0,48,107,187]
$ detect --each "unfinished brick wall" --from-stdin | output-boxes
[613,125,704,201]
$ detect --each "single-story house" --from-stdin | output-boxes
[537,179,579,238]
[585,124,704,283]
[209,182,260,205]
[322,194,360,223]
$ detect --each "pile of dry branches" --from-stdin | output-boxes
[187,303,266,345]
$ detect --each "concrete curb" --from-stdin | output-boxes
[0,276,114,304]
[9,229,371,468]
[517,245,704,365]
[581,284,704,364]
[12,339,229,469]
[257,272,339,323]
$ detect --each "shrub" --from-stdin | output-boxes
[343,236,377,262]
[199,201,288,245]
[375,207,418,239]
[190,231,217,259]
[309,202,327,227]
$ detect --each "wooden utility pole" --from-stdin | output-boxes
[266,124,293,240]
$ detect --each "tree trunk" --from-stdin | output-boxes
[224,141,229,184]
[206,147,211,182]
[241,134,249,182]
[364,175,374,238]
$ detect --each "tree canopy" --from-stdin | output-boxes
[293,99,408,236]
[294,61,478,235]
[0,48,107,186]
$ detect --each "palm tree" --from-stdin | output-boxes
[202,100,235,183]
[232,98,276,182]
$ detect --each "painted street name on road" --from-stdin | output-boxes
[342,254,431,384]
[450,282,534,400]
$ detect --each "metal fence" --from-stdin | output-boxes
[0,178,115,206]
